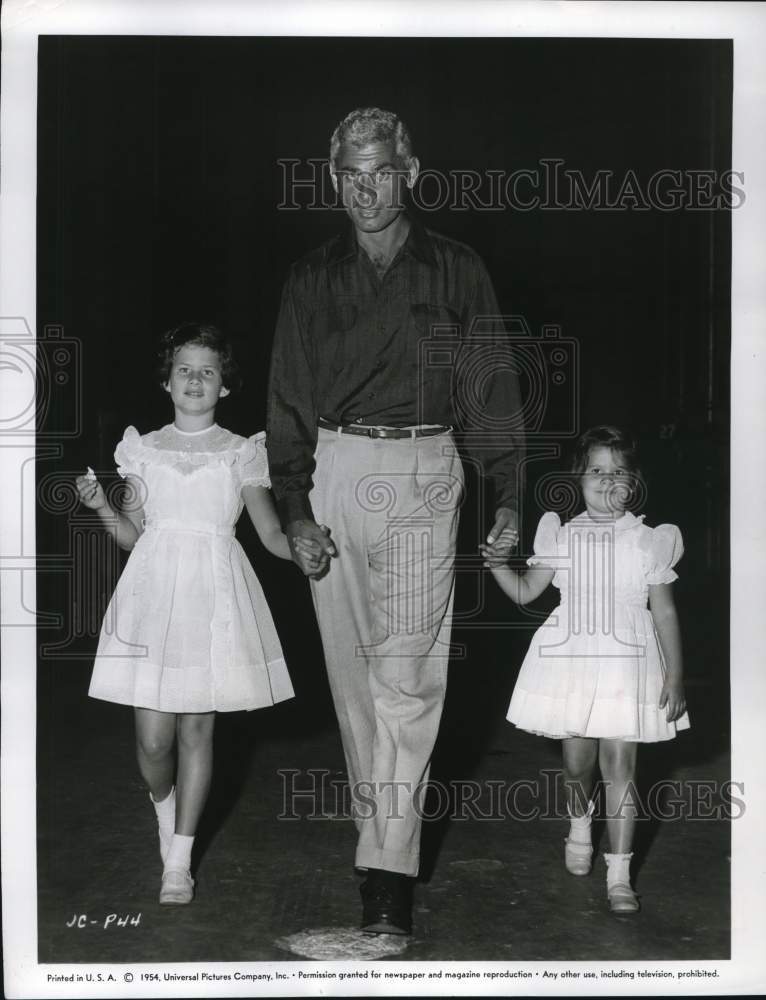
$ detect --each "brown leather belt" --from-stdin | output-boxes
[318,417,451,440]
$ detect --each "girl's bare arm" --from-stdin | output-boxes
[480,544,555,606]
[649,582,686,721]
[242,485,293,559]
[76,473,143,551]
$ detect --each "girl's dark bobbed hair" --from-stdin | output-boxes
[570,425,646,512]
[156,322,243,394]
[570,425,641,476]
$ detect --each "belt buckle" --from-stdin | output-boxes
[350,418,374,438]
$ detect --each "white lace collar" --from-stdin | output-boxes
[569,510,645,532]
[150,423,236,454]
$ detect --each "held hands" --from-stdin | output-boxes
[292,534,328,576]
[287,519,337,579]
[659,674,687,722]
[481,506,519,568]
[75,468,107,510]
[479,541,512,570]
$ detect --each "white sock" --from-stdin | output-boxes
[604,851,633,887]
[567,800,594,844]
[150,787,176,864]
[164,833,194,874]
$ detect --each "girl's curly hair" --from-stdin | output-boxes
[155,322,243,394]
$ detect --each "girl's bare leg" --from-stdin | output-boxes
[600,738,640,912]
[175,712,216,836]
[135,707,176,800]
[561,736,598,815]
[599,738,638,853]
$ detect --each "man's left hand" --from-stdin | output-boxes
[485,506,519,559]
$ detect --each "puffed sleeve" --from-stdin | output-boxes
[239,432,271,490]
[114,426,143,479]
[642,524,684,585]
[527,511,561,568]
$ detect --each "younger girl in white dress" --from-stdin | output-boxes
[76,323,321,906]
[481,425,689,914]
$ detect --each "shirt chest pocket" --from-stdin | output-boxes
[408,302,463,386]
[410,301,462,335]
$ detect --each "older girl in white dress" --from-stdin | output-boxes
[481,426,689,915]
[76,323,321,906]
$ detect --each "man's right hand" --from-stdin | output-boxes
[286,519,337,577]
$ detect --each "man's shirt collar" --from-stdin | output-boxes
[327,215,438,268]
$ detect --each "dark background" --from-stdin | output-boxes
[36,35,731,872]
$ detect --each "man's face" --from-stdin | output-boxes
[332,140,419,236]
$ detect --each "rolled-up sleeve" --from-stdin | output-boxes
[266,267,318,526]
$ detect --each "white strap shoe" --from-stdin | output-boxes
[564,838,594,876]
[159,868,195,906]
[604,852,640,913]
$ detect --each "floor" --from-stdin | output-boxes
[37,646,730,966]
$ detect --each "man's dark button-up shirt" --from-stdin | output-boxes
[266,218,525,525]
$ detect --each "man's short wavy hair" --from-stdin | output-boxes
[329,107,414,171]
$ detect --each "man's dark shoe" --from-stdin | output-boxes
[360,868,413,935]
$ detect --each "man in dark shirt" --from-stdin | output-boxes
[267,107,524,935]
